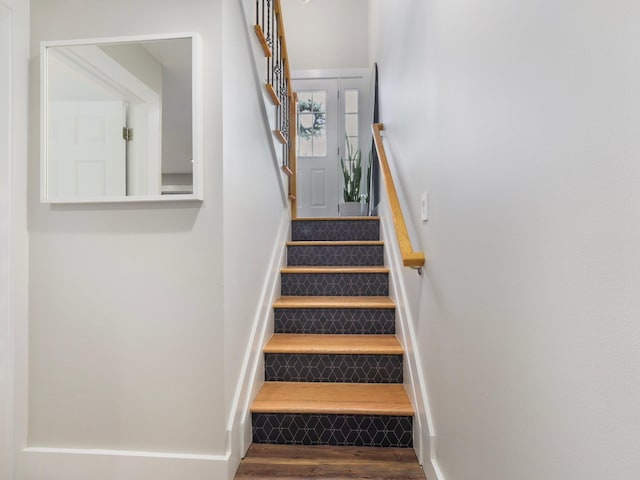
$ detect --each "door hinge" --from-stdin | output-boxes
[122,127,133,142]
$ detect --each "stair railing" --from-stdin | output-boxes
[254,0,298,217]
[372,123,426,269]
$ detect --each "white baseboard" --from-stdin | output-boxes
[378,201,444,480]
[225,210,289,472]
[424,458,447,480]
[22,448,228,480]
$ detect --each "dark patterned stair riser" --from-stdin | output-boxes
[274,308,395,334]
[287,244,384,266]
[281,272,389,296]
[265,353,403,383]
[292,220,379,242]
[252,413,413,448]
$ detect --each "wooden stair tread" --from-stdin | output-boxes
[293,217,380,221]
[264,334,403,354]
[287,241,384,246]
[251,382,414,416]
[273,296,396,309]
[281,266,389,274]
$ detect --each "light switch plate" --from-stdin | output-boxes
[421,191,428,222]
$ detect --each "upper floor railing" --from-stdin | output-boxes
[372,123,426,269]
[254,0,297,215]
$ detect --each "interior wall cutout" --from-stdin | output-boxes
[40,33,202,202]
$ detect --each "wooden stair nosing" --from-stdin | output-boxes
[264,334,403,355]
[273,296,396,309]
[287,240,384,246]
[281,266,389,274]
[251,382,414,416]
[292,216,380,222]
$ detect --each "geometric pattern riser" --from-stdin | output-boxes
[281,273,389,296]
[292,220,380,241]
[265,353,403,383]
[252,413,413,447]
[287,245,384,266]
[274,308,395,334]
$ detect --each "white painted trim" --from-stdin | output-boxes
[21,448,228,480]
[41,31,200,49]
[40,194,204,204]
[225,210,289,472]
[291,68,369,80]
[190,33,204,201]
[0,2,28,480]
[0,4,13,479]
[23,447,228,462]
[376,136,445,480]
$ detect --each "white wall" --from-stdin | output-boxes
[281,0,369,70]
[28,0,226,472]
[369,1,640,479]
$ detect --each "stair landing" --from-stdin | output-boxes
[235,444,426,479]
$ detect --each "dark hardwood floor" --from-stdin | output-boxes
[235,444,426,479]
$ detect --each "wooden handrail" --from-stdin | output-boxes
[371,123,425,268]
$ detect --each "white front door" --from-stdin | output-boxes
[47,100,127,198]
[293,78,339,218]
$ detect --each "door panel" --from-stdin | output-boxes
[310,168,328,208]
[48,100,126,198]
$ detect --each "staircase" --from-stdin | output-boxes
[246,217,418,461]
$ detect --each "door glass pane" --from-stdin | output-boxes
[345,113,358,137]
[345,136,358,155]
[297,90,327,157]
[312,91,326,111]
[343,89,359,163]
[314,131,327,156]
[345,90,358,113]
[298,91,312,105]
[298,135,313,157]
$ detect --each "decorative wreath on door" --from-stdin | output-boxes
[297,99,326,137]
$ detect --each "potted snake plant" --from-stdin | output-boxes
[339,137,370,216]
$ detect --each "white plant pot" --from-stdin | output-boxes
[339,202,368,217]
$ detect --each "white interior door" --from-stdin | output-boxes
[293,78,339,218]
[47,100,126,198]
